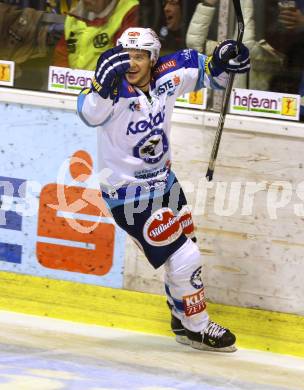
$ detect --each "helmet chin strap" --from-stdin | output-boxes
[135,79,150,89]
[133,63,154,90]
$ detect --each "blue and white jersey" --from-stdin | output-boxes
[77,49,228,204]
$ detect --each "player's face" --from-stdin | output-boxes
[125,49,154,91]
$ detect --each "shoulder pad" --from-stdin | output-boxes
[153,49,199,80]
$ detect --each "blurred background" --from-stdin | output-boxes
[0,0,302,119]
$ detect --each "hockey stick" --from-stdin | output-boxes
[205,0,245,181]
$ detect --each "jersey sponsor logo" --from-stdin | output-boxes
[143,208,182,246]
[183,288,206,316]
[129,101,141,111]
[126,108,165,135]
[146,179,167,192]
[178,206,194,238]
[128,85,135,93]
[154,60,177,75]
[133,129,169,164]
[135,165,168,180]
[128,31,140,37]
[157,79,175,96]
[181,49,193,61]
[138,179,167,193]
[190,266,204,289]
[173,74,181,86]
[156,75,180,96]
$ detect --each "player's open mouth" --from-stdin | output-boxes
[127,71,139,78]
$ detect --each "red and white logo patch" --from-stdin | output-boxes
[154,60,177,75]
[178,206,195,238]
[143,208,182,246]
[128,31,140,37]
[183,288,206,317]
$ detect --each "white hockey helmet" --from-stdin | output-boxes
[117,27,161,63]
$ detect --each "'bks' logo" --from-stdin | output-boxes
[143,208,182,246]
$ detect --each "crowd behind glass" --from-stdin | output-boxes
[0,0,303,120]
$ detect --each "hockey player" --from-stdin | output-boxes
[77,27,250,352]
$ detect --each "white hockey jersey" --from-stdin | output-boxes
[77,49,228,206]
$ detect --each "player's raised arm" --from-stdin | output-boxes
[77,45,130,127]
[197,39,250,90]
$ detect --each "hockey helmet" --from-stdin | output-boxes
[117,27,161,63]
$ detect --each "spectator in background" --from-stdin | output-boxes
[186,0,303,121]
[0,0,73,90]
[139,0,163,31]
[53,0,139,70]
[267,0,304,120]
[186,0,219,55]
[186,0,287,92]
[278,0,304,31]
[45,0,79,14]
[158,0,198,53]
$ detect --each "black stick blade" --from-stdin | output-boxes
[206,168,214,182]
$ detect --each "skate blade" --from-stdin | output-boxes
[175,335,190,345]
[189,340,237,353]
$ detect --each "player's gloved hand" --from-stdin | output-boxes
[211,39,250,74]
[91,44,130,100]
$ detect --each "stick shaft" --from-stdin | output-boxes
[206,0,244,181]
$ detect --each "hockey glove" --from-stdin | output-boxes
[210,39,250,75]
[91,44,130,100]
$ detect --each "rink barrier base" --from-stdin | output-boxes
[1,271,303,358]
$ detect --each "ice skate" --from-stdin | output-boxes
[185,320,237,352]
[171,313,236,352]
[170,312,190,345]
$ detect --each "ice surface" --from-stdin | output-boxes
[0,311,303,390]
